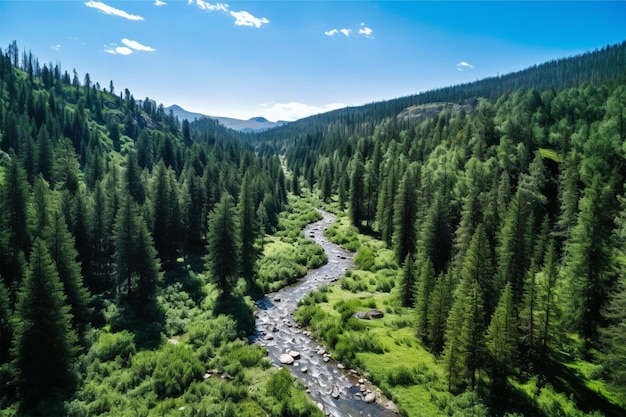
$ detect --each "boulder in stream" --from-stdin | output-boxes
[279,354,295,365]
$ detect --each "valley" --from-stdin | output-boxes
[0,39,625,417]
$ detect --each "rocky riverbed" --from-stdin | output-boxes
[251,210,398,417]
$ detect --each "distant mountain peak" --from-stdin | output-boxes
[164,105,287,133]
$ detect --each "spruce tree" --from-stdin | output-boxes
[485,283,518,395]
[11,239,77,411]
[44,209,91,334]
[349,156,366,229]
[399,254,416,307]
[238,172,259,284]
[0,277,11,365]
[392,166,419,264]
[561,173,616,344]
[426,271,453,353]
[537,240,560,365]
[0,157,30,301]
[461,224,496,318]
[415,258,435,341]
[205,193,240,293]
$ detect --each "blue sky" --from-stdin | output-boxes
[1,1,625,121]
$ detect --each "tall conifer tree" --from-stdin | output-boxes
[12,239,77,411]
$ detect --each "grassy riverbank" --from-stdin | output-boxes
[51,195,327,417]
[294,205,623,417]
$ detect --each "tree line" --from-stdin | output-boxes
[262,48,626,408]
[0,42,287,414]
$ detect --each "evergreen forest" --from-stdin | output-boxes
[1,40,626,417]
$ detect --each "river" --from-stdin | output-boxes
[251,210,399,417]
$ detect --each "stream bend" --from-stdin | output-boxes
[252,210,398,417]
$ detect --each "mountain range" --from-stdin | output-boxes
[164,104,288,133]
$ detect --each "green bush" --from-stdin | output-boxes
[152,344,204,398]
[387,365,418,386]
[355,245,375,271]
[90,330,136,364]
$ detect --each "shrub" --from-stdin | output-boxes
[355,245,375,271]
[90,330,136,364]
[387,365,418,386]
[152,344,204,398]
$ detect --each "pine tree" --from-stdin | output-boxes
[349,156,366,228]
[44,209,91,334]
[536,240,560,366]
[442,276,485,391]
[485,283,518,395]
[151,161,179,265]
[238,172,259,284]
[418,192,452,274]
[415,258,435,341]
[114,197,136,298]
[459,279,486,390]
[31,175,52,238]
[0,157,30,301]
[427,271,453,353]
[519,216,551,367]
[497,186,534,303]
[205,193,240,293]
[461,224,496,318]
[600,275,626,404]
[399,254,416,307]
[133,216,161,306]
[392,166,419,264]
[11,239,77,411]
[125,150,145,204]
[561,173,616,344]
[0,277,11,365]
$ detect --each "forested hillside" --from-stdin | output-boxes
[0,42,326,416]
[1,39,626,417]
[269,42,626,415]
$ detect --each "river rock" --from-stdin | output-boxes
[301,367,308,373]
[354,309,385,320]
[331,387,340,399]
[317,348,326,356]
[364,392,376,403]
[288,350,301,359]
[279,354,295,365]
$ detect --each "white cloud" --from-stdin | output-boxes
[51,44,61,51]
[105,45,134,55]
[325,28,351,37]
[85,1,144,21]
[326,25,371,38]
[230,10,269,27]
[105,39,155,56]
[261,101,346,122]
[456,61,474,71]
[154,0,167,6]
[192,0,229,12]
[358,23,373,38]
[189,1,268,28]
[121,38,156,52]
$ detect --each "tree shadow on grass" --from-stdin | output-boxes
[498,354,625,417]
[214,292,255,336]
[541,353,624,417]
